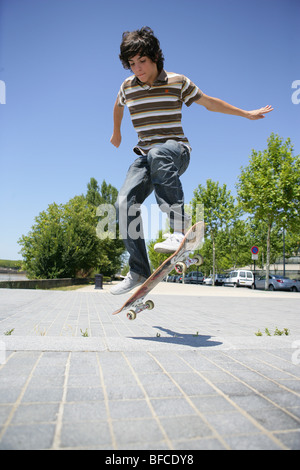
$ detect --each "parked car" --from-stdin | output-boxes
[225,270,254,288]
[203,274,226,286]
[254,274,296,291]
[184,271,204,284]
[292,279,300,292]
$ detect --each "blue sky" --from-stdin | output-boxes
[0,0,299,260]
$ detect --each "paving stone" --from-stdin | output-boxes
[0,286,299,449]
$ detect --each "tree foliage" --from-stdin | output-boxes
[19,178,124,279]
[148,134,300,283]
[237,133,300,288]
[86,178,118,206]
[192,180,240,284]
[19,196,100,279]
[86,178,124,276]
[147,231,170,271]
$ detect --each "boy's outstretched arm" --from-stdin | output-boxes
[110,98,124,147]
[196,94,273,120]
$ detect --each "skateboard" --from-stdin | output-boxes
[112,221,205,320]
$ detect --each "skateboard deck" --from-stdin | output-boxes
[112,221,205,320]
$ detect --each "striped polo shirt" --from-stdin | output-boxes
[117,70,203,154]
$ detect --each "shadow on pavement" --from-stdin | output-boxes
[132,326,223,348]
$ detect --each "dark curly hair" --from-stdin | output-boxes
[119,27,164,72]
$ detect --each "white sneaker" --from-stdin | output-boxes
[110,271,147,295]
[154,232,185,253]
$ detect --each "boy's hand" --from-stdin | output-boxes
[111,100,124,147]
[110,133,121,148]
[247,105,274,120]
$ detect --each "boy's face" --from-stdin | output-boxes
[128,54,159,86]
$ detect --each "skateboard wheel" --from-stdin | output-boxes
[145,300,154,310]
[193,254,204,266]
[127,310,137,321]
[175,262,186,274]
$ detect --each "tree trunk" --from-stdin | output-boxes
[265,222,271,290]
[212,233,216,286]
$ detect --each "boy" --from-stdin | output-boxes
[110,27,273,295]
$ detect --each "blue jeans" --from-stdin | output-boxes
[116,140,191,278]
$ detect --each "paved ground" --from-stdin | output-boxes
[0,283,299,450]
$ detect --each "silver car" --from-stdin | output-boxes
[291,279,300,292]
[203,274,226,286]
[255,274,295,291]
[184,271,204,284]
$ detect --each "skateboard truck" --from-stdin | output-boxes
[175,254,203,274]
[127,299,154,320]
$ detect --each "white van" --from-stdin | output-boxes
[225,270,254,288]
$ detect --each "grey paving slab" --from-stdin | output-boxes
[0,285,299,450]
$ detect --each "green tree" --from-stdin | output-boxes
[216,219,251,271]
[19,196,100,279]
[237,133,300,289]
[85,177,124,276]
[19,178,125,279]
[99,180,118,205]
[147,231,170,271]
[247,218,283,270]
[86,178,118,207]
[86,178,102,206]
[192,180,240,284]
[284,228,300,258]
